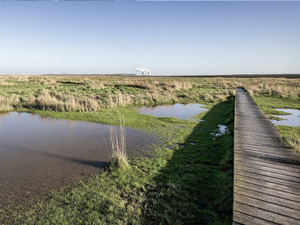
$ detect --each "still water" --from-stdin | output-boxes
[0,112,154,205]
[271,109,300,127]
[139,103,207,120]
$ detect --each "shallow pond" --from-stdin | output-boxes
[0,112,154,205]
[270,109,300,127]
[139,103,207,120]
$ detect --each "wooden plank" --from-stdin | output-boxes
[232,222,243,225]
[235,153,300,170]
[235,170,300,189]
[234,186,300,211]
[233,211,277,225]
[236,148,292,159]
[240,143,288,150]
[234,145,291,157]
[234,174,300,195]
[234,164,300,183]
[234,179,300,203]
[234,201,300,225]
[234,162,300,178]
[234,158,300,174]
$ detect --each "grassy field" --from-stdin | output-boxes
[0,75,299,224]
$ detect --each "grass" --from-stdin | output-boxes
[1,75,299,224]
[8,98,234,225]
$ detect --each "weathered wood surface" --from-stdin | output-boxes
[233,88,300,225]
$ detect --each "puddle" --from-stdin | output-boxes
[139,103,207,120]
[270,109,300,127]
[211,125,229,138]
[0,112,155,206]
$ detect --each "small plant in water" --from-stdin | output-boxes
[109,118,129,169]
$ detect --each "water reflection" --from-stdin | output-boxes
[271,109,300,127]
[0,112,155,205]
[139,103,207,120]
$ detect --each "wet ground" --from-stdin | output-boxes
[139,103,207,120]
[0,112,155,207]
[271,109,300,127]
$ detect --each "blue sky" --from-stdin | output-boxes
[0,2,300,75]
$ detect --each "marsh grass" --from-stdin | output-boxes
[3,75,299,113]
[109,119,129,170]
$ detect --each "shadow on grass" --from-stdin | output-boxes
[142,98,234,225]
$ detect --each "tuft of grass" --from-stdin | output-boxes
[109,119,129,170]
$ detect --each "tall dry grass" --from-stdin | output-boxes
[109,119,128,169]
[0,75,299,113]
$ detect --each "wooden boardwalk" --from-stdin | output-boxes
[233,88,300,225]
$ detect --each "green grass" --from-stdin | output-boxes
[11,98,234,225]
[254,96,300,112]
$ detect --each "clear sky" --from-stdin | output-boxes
[1,2,300,75]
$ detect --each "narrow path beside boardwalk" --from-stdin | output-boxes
[233,88,300,225]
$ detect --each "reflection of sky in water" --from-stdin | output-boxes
[271,109,300,127]
[0,112,155,205]
[139,103,207,120]
[0,112,152,157]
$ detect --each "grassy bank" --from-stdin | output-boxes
[9,98,234,225]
